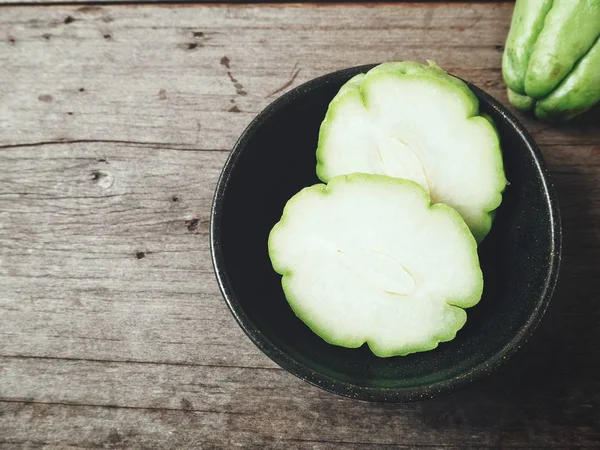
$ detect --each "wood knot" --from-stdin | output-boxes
[185,217,200,232]
[180,42,199,50]
[180,398,193,410]
[90,170,114,189]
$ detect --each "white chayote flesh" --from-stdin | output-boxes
[268,174,483,357]
[317,61,507,242]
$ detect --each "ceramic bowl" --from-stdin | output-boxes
[210,65,561,402]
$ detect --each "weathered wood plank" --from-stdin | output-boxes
[0,404,538,450]
[1,142,597,446]
[0,1,516,9]
[1,141,599,369]
[1,350,599,448]
[0,142,277,369]
[1,3,595,154]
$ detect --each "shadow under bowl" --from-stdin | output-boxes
[210,65,562,402]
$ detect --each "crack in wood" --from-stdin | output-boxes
[0,139,228,152]
[0,354,281,372]
[0,193,125,200]
[0,399,247,416]
[266,63,301,98]
[226,71,247,96]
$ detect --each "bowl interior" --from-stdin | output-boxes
[212,66,560,401]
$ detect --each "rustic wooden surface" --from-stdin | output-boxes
[1,3,599,448]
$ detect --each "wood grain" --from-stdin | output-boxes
[0,0,519,5]
[1,3,599,448]
[0,3,595,150]
[1,350,599,448]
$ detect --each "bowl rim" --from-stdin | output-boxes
[210,64,562,402]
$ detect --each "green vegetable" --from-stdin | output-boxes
[268,174,483,357]
[535,38,600,121]
[316,61,506,243]
[503,0,600,121]
[507,88,536,111]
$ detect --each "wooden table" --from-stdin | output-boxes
[1,2,599,448]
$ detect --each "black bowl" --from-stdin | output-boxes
[210,65,561,402]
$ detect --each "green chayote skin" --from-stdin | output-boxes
[502,0,600,122]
